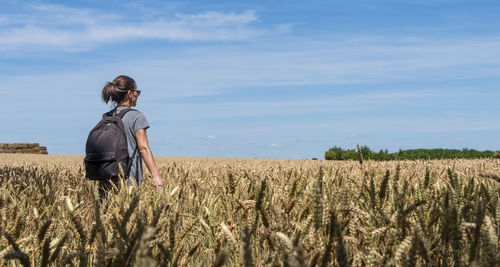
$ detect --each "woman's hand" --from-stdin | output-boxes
[152,175,163,187]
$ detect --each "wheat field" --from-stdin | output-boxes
[0,154,500,266]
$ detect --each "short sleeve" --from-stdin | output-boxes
[133,111,150,133]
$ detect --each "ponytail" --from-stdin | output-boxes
[101,75,137,104]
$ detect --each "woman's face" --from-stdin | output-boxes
[128,89,141,107]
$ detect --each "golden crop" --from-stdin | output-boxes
[0,154,499,266]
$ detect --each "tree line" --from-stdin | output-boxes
[325,146,499,161]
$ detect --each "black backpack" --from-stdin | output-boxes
[84,108,138,180]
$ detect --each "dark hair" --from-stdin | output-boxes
[101,75,137,104]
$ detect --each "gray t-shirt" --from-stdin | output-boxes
[114,107,150,183]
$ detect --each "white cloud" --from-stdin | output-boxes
[175,10,258,26]
[27,4,120,26]
[0,4,289,51]
[193,135,218,142]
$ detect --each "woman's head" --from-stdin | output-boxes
[102,75,140,106]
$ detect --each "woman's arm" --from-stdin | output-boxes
[136,128,163,187]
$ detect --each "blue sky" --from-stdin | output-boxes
[1,0,500,159]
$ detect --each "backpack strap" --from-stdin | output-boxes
[116,107,136,119]
[103,107,137,118]
[103,107,117,117]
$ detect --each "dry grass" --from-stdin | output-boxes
[1,153,500,266]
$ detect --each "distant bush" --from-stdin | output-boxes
[325,146,497,161]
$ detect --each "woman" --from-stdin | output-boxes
[100,75,163,195]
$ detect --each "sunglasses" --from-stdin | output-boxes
[134,89,141,96]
